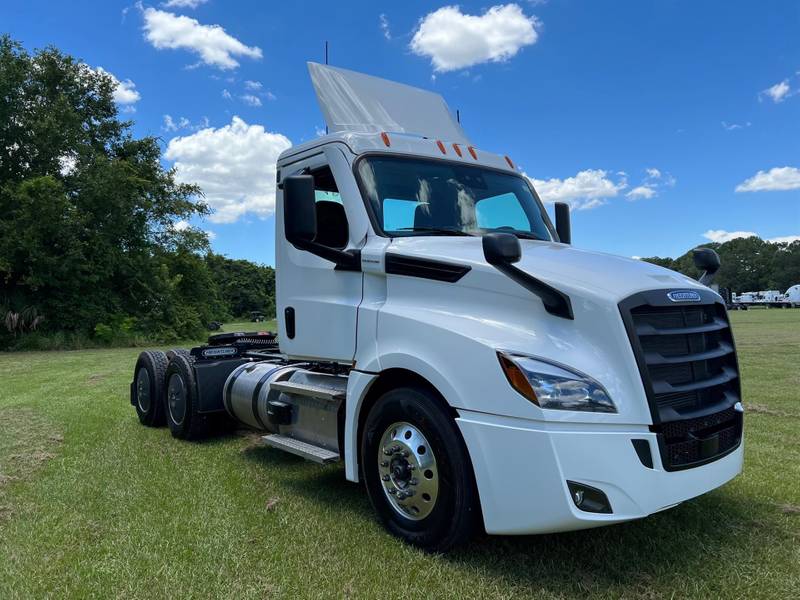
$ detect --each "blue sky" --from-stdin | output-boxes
[3,0,799,265]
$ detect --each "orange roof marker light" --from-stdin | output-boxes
[381,132,391,147]
[505,155,515,169]
[467,146,478,160]
[452,143,463,157]
[436,140,447,154]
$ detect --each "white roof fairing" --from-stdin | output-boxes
[308,62,471,145]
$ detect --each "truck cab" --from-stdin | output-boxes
[132,63,743,551]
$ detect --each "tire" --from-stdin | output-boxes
[361,386,480,552]
[166,348,191,361]
[164,353,208,440]
[132,350,168,427]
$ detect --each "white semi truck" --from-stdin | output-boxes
[130,64,744,551]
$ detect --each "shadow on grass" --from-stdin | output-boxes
[240,442,782,594]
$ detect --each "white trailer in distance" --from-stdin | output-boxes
[130,64,744,551]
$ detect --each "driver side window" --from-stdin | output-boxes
[310,165,348,249]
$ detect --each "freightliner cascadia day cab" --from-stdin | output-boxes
[130,64,744,551]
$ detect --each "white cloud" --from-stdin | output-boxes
[264,91,276,101]
[703,229,758,243]
[703,230,800,245]
[761,79,791,103]
[163,114,193,131]
[768,235,800,244]
[410,4,540,72]
[164,116,292,223]
[528,169,626,210]
[94,66,140,105]
[721,120,751,131]
[380,13,391,40]
[244,80,262,90]
[141,7,262,70]
[239,94,262,107]
[221,88,232,99]
[735,166,800,192]
[626,185,657,200]
[204,229,217,240]
[163,0,209,8]
[173,219,191,231]
[645,168,661,179]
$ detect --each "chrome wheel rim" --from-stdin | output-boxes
[136,368,151,413]
[377,422,439,521]
[167,373,186,425]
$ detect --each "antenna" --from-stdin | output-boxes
[325,41,329,134]
[456,109,461,124]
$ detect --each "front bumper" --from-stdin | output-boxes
[456,410,743,535]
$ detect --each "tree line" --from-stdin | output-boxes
[0,36,274,350]
[641,236,800,294]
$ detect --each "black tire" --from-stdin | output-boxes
[166,348,191,361]
[164,353,208,440]
[361,386,480,552]
[132,350,168,427]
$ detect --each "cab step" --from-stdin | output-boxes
[270,380,346,402]
[261,434,340,464]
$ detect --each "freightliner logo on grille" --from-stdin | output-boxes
[667,290,702,303]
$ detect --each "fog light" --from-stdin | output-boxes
[567,481,612,514]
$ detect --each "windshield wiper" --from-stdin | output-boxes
[484,228,543,241]
[395,227,476,237]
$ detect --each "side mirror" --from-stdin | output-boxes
[693,247,721,287]
[283,175,316,247]
[554,202,571,244]
[482,232,521,265]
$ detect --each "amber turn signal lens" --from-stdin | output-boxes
[498,353,539,405]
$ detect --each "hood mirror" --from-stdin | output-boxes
[693,247,721,287]
[554,202,571,244]
[482,232,521,265]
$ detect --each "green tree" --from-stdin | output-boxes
[0,35,211,343]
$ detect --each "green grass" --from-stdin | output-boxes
[1,311,798,598]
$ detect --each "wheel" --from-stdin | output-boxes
[166,348,191,360]
[164,353,208,440]
[361,386,480,552]
[132,350,168,427]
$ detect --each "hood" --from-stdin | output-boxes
[387,237,707,303]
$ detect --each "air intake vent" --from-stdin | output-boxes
[619,289,743,471]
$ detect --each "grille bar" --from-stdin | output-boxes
[650,366,738,395]
[644,341,734,365]
[634,317,728,336]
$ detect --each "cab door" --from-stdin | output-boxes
[275,148,363,363]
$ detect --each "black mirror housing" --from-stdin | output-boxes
[554,202,571,244]
[482,232,521,265]
[283,175,317,247]
[693,247,721,286]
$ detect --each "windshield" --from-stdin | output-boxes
[356,156,554,240]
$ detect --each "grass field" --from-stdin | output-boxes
[1,310,799,598]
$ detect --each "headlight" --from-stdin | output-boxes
[497,351,617,413]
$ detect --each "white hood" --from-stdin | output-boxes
[388,237,707,302]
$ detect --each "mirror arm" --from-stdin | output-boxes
[494,262,574,319]
[292,238,361,271]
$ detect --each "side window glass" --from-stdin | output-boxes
[311,166,348,249]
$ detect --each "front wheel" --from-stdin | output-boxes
[361,386,480,552]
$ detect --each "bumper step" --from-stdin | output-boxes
[261,434,340,464]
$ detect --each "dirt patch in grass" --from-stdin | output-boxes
[0,407,62,521]
[745,403,797,418]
